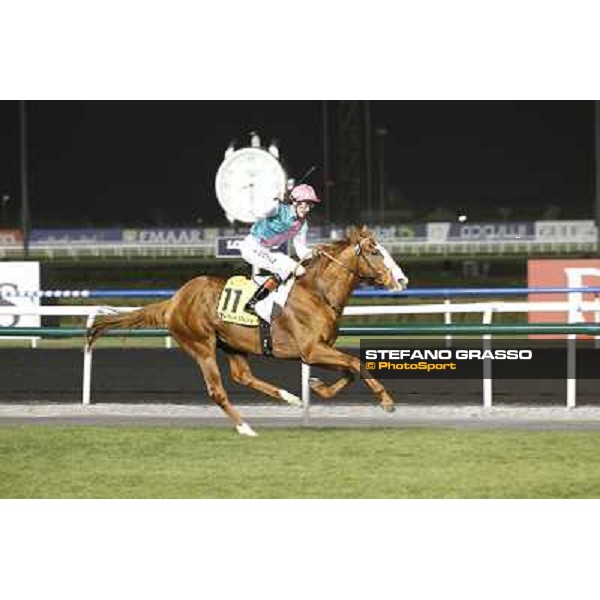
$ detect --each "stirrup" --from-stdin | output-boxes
[244,290,266,315]
[244,299,258,316]
[244,293,268,316]
[244,277,278,315]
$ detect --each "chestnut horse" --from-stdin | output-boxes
[87,226,408,436]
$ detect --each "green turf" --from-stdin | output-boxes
[1,426,599,498]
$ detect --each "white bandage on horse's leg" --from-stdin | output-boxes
[278,389,302,407]
[236,422,258,436]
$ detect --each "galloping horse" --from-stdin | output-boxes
[87,226,408,435]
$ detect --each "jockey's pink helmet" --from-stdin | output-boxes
[290,184,321,203]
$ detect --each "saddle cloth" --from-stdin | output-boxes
[217,275,294,327]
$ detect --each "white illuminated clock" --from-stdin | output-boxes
[215,144,287,223]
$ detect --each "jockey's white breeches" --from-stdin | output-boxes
[239,234,298,280]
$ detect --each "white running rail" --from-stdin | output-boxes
[1,299,599,409]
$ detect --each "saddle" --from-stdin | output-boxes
[217,275,295,355]
[217,276,260,327]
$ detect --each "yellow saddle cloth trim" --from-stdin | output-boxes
[217,276,260,327]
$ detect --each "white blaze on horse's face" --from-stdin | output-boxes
[376,243,409,291]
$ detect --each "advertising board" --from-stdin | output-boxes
[216,237,288,258]
[30,229,122,244]
[123,229,204,244]
[0,229,23,246]
[0,262,40,329]
[528,259,600,338]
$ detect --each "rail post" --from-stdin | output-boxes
[301,363,311,425]
[567,294,578,409]
[482,308,494,408]
[82,310,98,405]
[566,335,577,409]
[444,298,452,349]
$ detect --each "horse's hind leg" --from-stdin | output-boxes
[173,335,257,436]
[226,353,302,408]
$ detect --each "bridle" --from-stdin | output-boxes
[312,239,387,316]
[316,239,384,284]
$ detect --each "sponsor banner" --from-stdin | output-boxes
[534,220,596,242]
[371,224,427,240]
[360,338,598,379]
[30,229,123,244]
[0,229,23,246]
[213,226,250,237]
[0,262,40,329]
[528,258,600,339]
[427,221,597,243]
[215,236,245,258]
[202,227,220,241]
[426,222,452,242]
[204,226,251,240]
[123,228,204,244]
[215,236,288,258]
[447,222,534,241]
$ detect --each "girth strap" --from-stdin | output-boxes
[259,318,273,356]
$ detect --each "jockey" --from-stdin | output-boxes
[240,183,321,316]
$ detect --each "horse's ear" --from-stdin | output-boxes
[360,224,374,238]
[347,226,360,243]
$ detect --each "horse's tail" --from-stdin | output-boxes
[86,300,171,348]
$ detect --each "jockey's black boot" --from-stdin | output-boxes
[244,276,280,316]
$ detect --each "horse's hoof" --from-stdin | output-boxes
[236,422,258,437]
[309,377,324,388]
[380,403,396,413]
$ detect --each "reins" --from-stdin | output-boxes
[312,240,382,315]
[315,240,380,281]
[315,248,359,276]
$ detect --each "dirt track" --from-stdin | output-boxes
[2,347,600,430]
[2,402,600,431]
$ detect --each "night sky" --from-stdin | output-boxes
[0,100,595,228]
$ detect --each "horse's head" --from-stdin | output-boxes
[349,226,409,291]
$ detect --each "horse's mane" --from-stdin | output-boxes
[304,226,373,279]
[312,225,371,257]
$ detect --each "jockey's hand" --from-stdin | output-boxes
[294,264,307,278]
[300,248,319,265]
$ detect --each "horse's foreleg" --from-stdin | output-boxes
[173,335,257,435]
[229,351,351,403]
[227,353,302,407]
[309,371,355,400]
[302,344,395,412]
